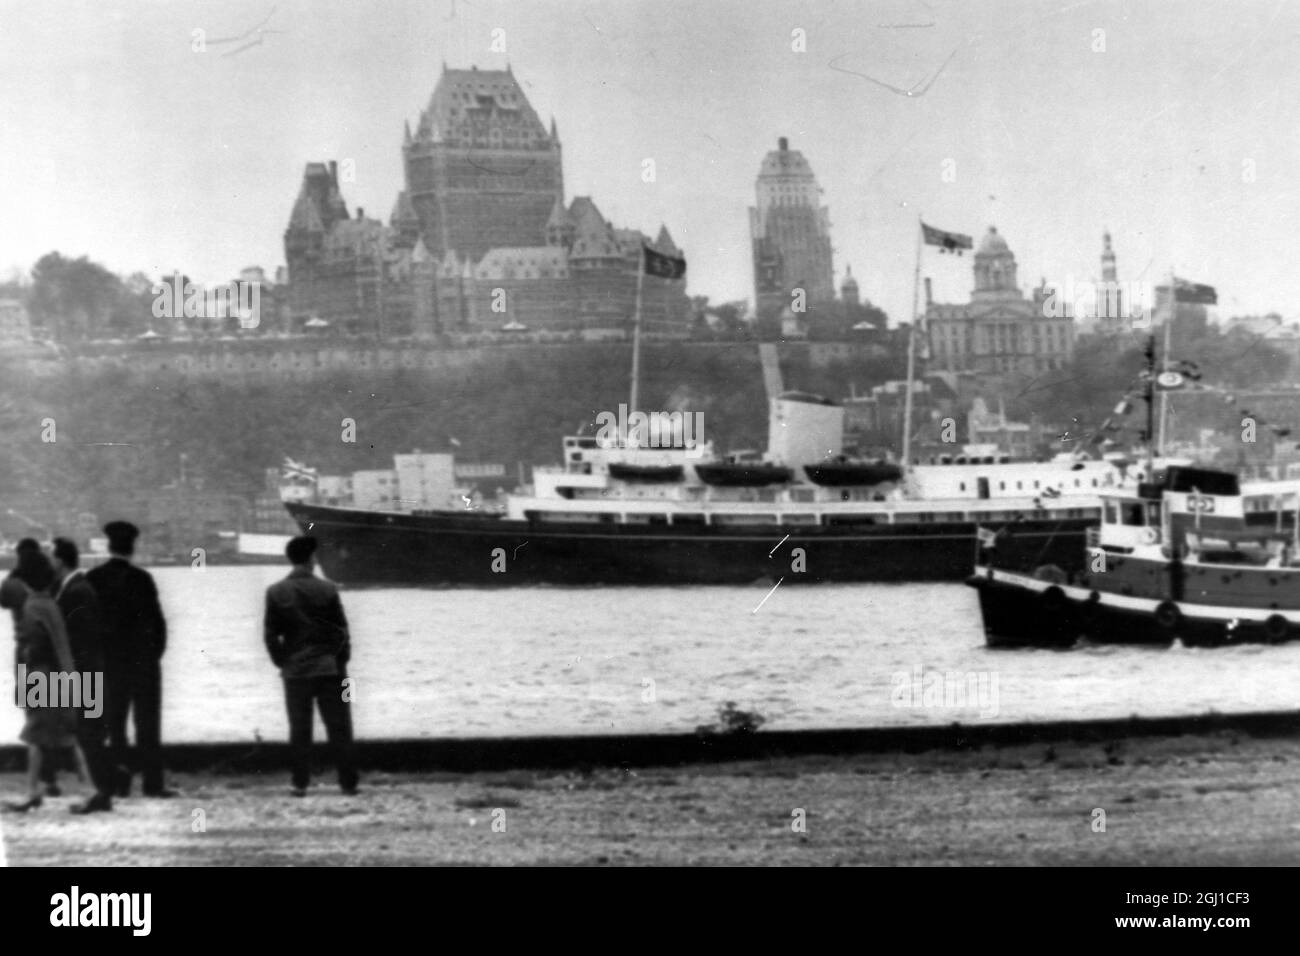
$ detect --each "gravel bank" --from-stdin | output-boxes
[4,730,1299,865]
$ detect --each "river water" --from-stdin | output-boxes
[2,565,1297,743]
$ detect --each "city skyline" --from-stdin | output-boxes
[2,0,1297,328]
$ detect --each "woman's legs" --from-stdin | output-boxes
[72,743,92,788]
[25,745,42,799]
[3,745,44,811]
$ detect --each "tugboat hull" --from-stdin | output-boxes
[967,567,1290,648]
[287,502,1095,587]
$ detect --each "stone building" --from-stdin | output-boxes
[284,66,689,338]
[0,298,32,347]
[403,65,565,263]
[750,137,835,323]
[926,226,1075,376]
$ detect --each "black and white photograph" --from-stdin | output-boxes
[0,0,1294,908]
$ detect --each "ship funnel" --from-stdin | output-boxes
[768,391,843,467]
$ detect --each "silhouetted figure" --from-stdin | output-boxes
[264,536,358,796]
[1,539,62,794]
[3,552,92,813]
[52,538,114,814]
[85,522,175,798]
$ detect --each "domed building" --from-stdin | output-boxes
[925,226,1074,376]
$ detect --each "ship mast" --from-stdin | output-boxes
[1156,267,1175,458]
[629,245,646,430]
[1143,334,1156,479]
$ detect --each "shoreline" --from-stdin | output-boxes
[4,726,1300,865]
[3,708,1298,775]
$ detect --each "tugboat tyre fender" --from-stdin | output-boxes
[1264,614,1289,643]
[1041,585,1068,616]
[1154,601,1180,630]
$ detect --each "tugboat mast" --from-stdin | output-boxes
[1143,333,1157,479]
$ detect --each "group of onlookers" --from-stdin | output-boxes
[2,522,171,814]
[3,527,358,812]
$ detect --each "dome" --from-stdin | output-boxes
[840,264,859,290]
[976,226,1010,256]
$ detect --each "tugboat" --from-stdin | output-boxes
[968,464,1300,648]
[968,330,1300,648]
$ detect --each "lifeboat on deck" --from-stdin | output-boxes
[607,463,684,483]
[693,462,793,486]
[803,459,903,487]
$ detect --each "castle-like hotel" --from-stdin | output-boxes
[284,65,689,337]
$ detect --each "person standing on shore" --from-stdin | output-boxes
[2,539,41,701]
[3,552,92,813]
[85,522,176,798]
[2,539,64,795]
[264,536,358,797]
[52,538,115,814]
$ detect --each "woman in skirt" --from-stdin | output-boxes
[4,551,91,813]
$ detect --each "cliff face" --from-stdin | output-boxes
[0,341,894,525]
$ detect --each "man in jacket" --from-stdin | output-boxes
[264,535,358,796]
[85,521,175,798]
[52,538,115,814]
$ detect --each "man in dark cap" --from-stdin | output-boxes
[264,535,358,796]
[51,538,115,814]
[85,521,175,798]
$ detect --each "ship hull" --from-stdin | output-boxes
[967,567,1296,649]
[286,502,1094,587]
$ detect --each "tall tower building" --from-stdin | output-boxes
[1100,229,1117,283]
[749,137,834,322]
[403,65,565,262]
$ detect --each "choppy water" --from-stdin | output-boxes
[2,566,1298,743]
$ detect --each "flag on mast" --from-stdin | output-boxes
[642,244,686,279]
[921,222,974,255]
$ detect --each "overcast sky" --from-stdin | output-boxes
[1,0,1296,325]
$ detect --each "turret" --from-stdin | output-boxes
[841,264,860,306]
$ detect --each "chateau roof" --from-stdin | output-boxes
[322,216,387,255]
[288,162,349,234]
[613,227,646,256]
[476,246,568,280]
[568,197,623,259]
[390,190,418,226]
[546,195,570,231]
[416,65,549,148]
[654,224,680,256]
[289,192,325,233]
